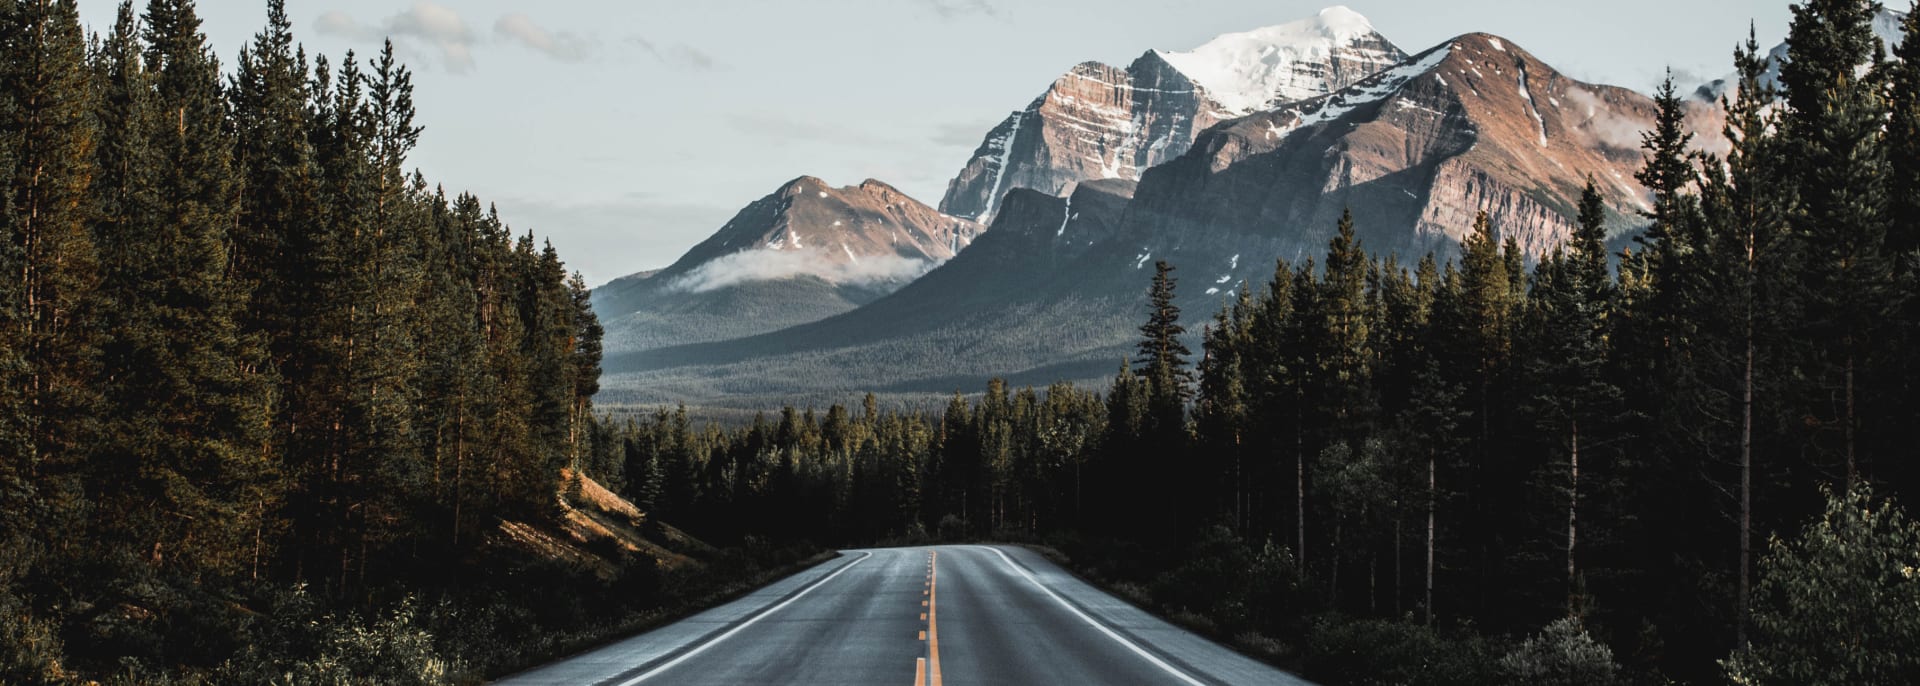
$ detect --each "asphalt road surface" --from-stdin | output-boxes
[493,545,1314,686]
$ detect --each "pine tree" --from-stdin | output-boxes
[1135,260,1193,399]
[1522,181,1623,614]
[0,0,98,572]
[1132,260,1191,540]
[567,272,602,472]
[1314,209,1377,442]
[1195,290,1252,532]
[1780,0,1895,483]
[1708,29,1800,645]
[1891,6,1920,260]
[88,0,274,577]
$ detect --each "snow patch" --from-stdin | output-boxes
[1056,196,1074,237]
[1156,6,1386,115]
[979,110,1027,222]
[1517,65,1547,147]
[1135,252,1152,269]
[1230,254,1241,269]
[1489,38,1505,52]
[1206,287,1221,295]
[1259,43,1454,146]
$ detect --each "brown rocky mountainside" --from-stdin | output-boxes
[939,7,1406,223]
[1122,33,1660,269]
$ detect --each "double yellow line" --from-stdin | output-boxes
[914,550,942,686]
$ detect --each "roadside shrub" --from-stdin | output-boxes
[0,586,69,685]
[278,597,453,686]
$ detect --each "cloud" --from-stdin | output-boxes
[919,0,999,19]
[668,249,936,294]
[1564,87,1652,151]
[495,13,597,62]
[625,36,718,71]
[316,2,478,72]
[726,113,896,148]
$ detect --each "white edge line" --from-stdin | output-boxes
[980,547,1207,686]
[614,551,874,686]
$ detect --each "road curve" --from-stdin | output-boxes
[492,545,1314,686]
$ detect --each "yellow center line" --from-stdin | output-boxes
[929,550,943,686]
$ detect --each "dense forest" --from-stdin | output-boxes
[0,1,816,683]
[6,0,1920,684]
[579,3,1920,684]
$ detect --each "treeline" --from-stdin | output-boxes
[0,0,612,682]
[591,3,1920,683]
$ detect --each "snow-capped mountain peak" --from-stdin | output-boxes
[1156,6,1401,115]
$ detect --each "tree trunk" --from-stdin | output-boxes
[1567,418,1579,614]
[1394,519,1403,616]
[1844,351,1856,484]
[1426,450,1436,626]
[1739,296,1755,646]
[1297,403,1307,573]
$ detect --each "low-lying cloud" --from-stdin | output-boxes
[1565,88,1651,151]
[669,249,935,293]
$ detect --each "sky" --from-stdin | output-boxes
[75,0,1816,286]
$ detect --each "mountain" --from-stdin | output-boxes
[600,32,1670,411]
[938,6,1406,223]
[1124,32,1657,265]
[597,180,1144,410]
[591,176,981,354]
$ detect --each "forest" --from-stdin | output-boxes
[3,0,1919,684]
[578,3,1920,684]
[0,1,828,683]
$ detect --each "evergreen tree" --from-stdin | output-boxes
[1780,0,1896,483]
[1890,5,1920,260]
[1521,181,1623,614]
[0,0,98,576]
[91,0,273,578]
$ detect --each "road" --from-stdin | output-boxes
[493,545,1314,686]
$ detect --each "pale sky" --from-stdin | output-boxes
[77,0,1816,285]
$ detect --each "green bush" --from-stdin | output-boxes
[1498,617,1621,686]
[277,597,453,686]
[0,586,68,685]
[1721,486,1920,686]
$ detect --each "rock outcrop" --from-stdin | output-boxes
[938,6,1406,223]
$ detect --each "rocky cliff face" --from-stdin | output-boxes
[938,7,1406,223]
[1121,33,1660,275]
